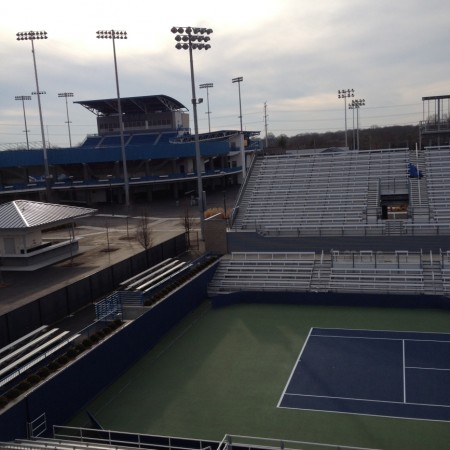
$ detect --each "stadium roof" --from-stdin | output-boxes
[0,200,96,230]
[170,130,260,144]
[75,95,188,116]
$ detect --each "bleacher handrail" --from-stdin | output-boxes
[0,325,48,357]
[0,328,60,367]
[52,426,218,450]
[0,333,79,389]
[218,433,382,450]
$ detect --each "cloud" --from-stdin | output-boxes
[1,0,450,146]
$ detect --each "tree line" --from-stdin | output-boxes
[267,124,420,151]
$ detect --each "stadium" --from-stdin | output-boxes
[0,92,450,450]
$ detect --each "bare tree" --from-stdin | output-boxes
[135,211,154,264]
[182,200,196,250]
[0,256,4,286]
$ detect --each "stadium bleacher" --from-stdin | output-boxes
[0,326,79,390]
[215,146,450,297]
[234,148,410,234]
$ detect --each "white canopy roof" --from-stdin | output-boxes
[0,200,96,231]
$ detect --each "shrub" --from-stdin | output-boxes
[27,374,41,385]
[37,367,50,379]
[66,348,78,359]
[5,388,21,400]
[75,344,85,353]
[82,339,93,349]
[17,381,31,392]
[56,355,69,365]
[0,396,9,409]
[96,329,106,338]
[47,361,60,371]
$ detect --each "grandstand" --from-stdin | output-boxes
[204,145,450,299]
[2,97,450,450]
[0,95,260,206]
[0,325,79,391]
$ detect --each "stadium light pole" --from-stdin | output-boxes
[16,31,51,196]
[15,95,32,150]
[32,90,47,143]
[348,103,356,150]
[338,89,354,148]
[58,92,74,148]
[171,26,213,241]
[232,77,244,132]
[199,82,213,132]
[96,29,130,208]
[352,99,365,150]
[232,76,246,176]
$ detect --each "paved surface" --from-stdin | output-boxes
[0,186,239,317]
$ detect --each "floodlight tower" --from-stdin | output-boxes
[171,26,213,241]
[348,103,356,150]
[96,29,130,208]
[58,92,74,147]
[15,95,32,150]
[232,76,246,176]
[199,82,213,132]
[16,30,51,193]
[338,88,354,148]
[232,76,244,132]
[351,99,365,150]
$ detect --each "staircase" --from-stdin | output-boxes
[309,255,332,292]
[422,257,444,296]
[232,157,263,229]
[383,220,404,235]
[366,180,380,223]
[409,150,430,223]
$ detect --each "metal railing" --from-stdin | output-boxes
[52,426,217,450]
[217,434,382,450]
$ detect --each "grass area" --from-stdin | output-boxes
[68,302,450,450]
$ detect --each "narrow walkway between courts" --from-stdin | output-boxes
[0,186,239,317]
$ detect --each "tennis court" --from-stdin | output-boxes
[68,302,450,450]
[279,328,450,421]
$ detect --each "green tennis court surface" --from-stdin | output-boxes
[68,302,450,450]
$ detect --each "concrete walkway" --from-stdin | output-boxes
[0,187,239,317]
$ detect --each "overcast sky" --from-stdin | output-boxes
[1,0,449,148]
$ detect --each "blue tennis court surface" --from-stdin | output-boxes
[278,328,450,421]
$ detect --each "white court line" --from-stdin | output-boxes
[311,333,450,344]
[277,327,313,408]
[406,366,450,371]
[280,327,450,416]
[282,392,450,409]
[279,403,450,424]
[311,334,404,342]
[311,326,450,335]
[403,339,407,403]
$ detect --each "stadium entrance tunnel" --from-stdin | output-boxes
[380,193,409,220]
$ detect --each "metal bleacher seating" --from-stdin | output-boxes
[424,147,450,223]
[440,250,450,294]
[328,251,424,294]
[127,133,160,146]
[234,148,409,236]
[0,326,79,389]
[208,252,317,295]
[208,251,434,297]
[80,136,102,147]
[119,258,190,294]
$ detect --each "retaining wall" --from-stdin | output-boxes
[0,262,218,441]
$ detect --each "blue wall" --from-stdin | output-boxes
[0,263,218,441]
[210,290,450,309]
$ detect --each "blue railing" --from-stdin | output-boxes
[0,167,242,194]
